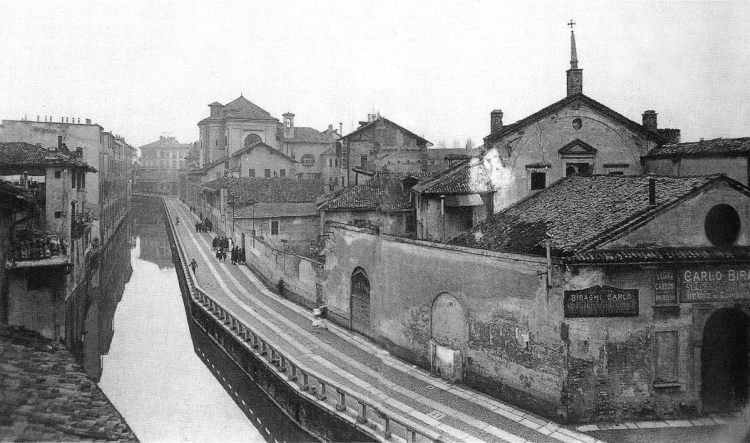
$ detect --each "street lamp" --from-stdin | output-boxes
[248,200,256,248]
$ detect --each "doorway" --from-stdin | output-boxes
[702,308,750,412]
[350,268,370,336]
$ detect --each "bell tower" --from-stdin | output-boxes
[566,20,583,96]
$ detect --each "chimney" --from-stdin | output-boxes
[658,128,681,144]
[642,110,657,131]
[282,112,295,139]
[209,102,222,117]
[339,122,343,135]
[85,118,91,125]
[491,109,504,134]
[77,118,80,124]
[648,177,656,205]
[37,115,39,122]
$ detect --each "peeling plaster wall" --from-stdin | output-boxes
[488,102,656,210]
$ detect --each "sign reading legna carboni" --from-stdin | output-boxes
[680,267,750,302]
[564,285,639,318]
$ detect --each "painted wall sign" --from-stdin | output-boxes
[654,269,677,304]
[564,285,639,318]
[680,267,750,302]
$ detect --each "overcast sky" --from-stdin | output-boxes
[1,1,748,149]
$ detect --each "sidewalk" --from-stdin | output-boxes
[167,197,738,443]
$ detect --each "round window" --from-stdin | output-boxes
[572,118,582,130]
[704,204,740,247]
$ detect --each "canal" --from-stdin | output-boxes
[81,196,309,442]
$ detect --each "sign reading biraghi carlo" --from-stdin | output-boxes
[680,266,750,302]
[564,285,639,318]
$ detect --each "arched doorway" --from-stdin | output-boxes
[350,268,370,336]
[702,308,750,412]
[430,293,467,382]
[244,134,262,147]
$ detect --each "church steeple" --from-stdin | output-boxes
[566,20,583,96]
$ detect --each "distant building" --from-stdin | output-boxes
[0,142,96,340]
[643,137,750,185]
[135,136,191,195]
[317,172,432,237]
[196,96,338,179]
[338,115,432,187]
[199,177,326,256]
[480,29,679,211]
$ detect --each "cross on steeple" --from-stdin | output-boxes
[568,19,576,31]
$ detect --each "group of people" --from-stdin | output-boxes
[212,235,246,265]
[195,217,212,233]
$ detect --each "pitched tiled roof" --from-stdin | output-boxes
[318,172,433,211]
[645,137,750,158]
[412,158,496,195]
[483,93,663,145]
[189,142,296,175]
[0,142,96,171]
[425,148,471,160]
[199,96,278,125]
[449,174,731,257]
[284,127,338,144]
[340,117,431,146]
[201,177,325,204]
[568,247,750,264]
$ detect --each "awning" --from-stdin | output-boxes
[444,194,484,207]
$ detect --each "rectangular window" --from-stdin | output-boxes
[531,172,546,190]
[270,220,279,235]
[265,169,271,178]
[279,169,285,177]
[654,331,679,383]
[28,273,53,291]
[248,169,255,177]
[71,171,76,188]
[55,170,61,179]
[54,211,62,218]
[360,154,367,168]
[566,163,592,176]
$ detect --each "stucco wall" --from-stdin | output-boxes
[238,149,296,178]
[489,102,657,210]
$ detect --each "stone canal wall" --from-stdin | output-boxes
[162,197,428,442]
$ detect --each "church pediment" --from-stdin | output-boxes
[559,139,597,157]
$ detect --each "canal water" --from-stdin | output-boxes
[87,197,307,442]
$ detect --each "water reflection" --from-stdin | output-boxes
[97,199,261,442]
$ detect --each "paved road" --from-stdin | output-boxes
[168,197,602,443]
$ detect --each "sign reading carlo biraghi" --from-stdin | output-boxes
[680,267,750,302]
[563,285,639,318]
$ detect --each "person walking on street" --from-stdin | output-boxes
[212,236,218,250]
[189,258,197,275]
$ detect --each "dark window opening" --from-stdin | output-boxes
[531,172,546,190]
[248,169,255,177]
[54,171,61,179]
[301,154,315,167]
[705,204,741,247]
[270,220,279,235]
[54,211,62,218]
[280,169,285,177]
[566,163,591,176]
[264,169,271,178]
[28,273,53,291]
[360,154,368,168]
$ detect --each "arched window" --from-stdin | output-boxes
[301,154,315,167]
[350,268,370,335]
[244,134,262,147]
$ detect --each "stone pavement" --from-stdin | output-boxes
[169,197,601,443]
[0,327,137,442]
[168,197,741,443]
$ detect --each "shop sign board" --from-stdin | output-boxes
[564,285,639,318]
[679,266,750,302]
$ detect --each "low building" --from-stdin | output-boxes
[317,172,431,237]
[338,114,432,187]
[320,173,750,423]
[412,158,497,242]
[199,177,325,256]
[0,142,96,341]
[135,135,191,195]
[643,137,750,185]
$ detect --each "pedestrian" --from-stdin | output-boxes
[231,246,237,265]
[195,222,200,233]
[221,247,227,262]
[216,247,221,260]
[312,305,328,331]
[212,236,218,250]
[189,258,197,275]
[228,237,234,251]
[223,237,229,249]
[240,248,246,264]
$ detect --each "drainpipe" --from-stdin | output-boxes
[440,195,445,241]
